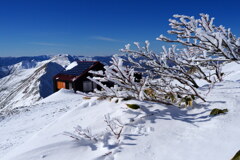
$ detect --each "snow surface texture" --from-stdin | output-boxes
[1,62,240,160]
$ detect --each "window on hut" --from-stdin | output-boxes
[83,81,93,92]
[69,82,73,90]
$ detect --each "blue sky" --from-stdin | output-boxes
[0,0,239,57]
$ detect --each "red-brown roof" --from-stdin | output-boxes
[54,74,77,81]
[54,61,103,82]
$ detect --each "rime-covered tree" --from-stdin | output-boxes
[158,13,240,61]
[88,13,240,107]
[121,41,207,104]
[88,55,149,101]
[89,45,206,106]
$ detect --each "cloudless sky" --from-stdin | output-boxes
[0,0,239,57]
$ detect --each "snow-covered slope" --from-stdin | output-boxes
[0,89,83,157]
[1,62,240,160]
[0,55,73,112]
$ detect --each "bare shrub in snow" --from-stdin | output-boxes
[63,125,98,143]
[64,115,124,147]
[104,114,124,140]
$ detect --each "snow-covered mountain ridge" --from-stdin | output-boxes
[0,55,73,112]
[0,61,240,160]
[0,55,50,78]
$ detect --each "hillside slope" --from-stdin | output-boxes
[0,55,72,112]
[1,62,240,160]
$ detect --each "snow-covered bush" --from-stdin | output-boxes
[89,50,203,106]
[158,13,240,61]
[158,14,240,81]
[88,55,149,101]
[121,41,207,104]
[88,13,240,107]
